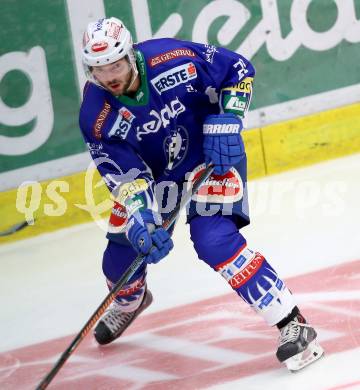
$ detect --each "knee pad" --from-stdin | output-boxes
[215,245,295,326]
[190,214,246,268]
[103,240,146,284]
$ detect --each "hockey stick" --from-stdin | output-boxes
[0,219,34,237]
[36,164,214,390]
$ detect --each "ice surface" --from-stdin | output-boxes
[1,154,359,389]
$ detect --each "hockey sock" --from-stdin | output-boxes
[215,245,296,326]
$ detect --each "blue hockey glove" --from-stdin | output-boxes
[203,113,245,175]
[126,208,174,264]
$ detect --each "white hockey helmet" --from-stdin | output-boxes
[82,17,138,86]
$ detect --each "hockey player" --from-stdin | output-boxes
[79,17,324,371]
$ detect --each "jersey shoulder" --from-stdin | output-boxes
[136,38,252,67]
[79,82,117,141]
[135,38,255,88]
[136,38,206,69]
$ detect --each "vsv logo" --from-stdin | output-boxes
[164,125,188,171]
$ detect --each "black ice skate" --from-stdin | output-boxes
[94,289,153,345]
[276,314,324,371]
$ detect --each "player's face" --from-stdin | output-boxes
[92,58,132,96]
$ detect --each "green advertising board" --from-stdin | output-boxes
[0,0,85,174]
[107,0,360,108]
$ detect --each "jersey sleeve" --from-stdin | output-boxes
[177,42,254,119]
[79,84,156,210]
[184,42,255,91]
[169,41,254,119]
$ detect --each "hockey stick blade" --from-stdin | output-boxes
[35,165,214,390]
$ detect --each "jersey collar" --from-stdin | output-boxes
[116,50,149,106]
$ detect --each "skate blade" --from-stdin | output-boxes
[285,340,324,372]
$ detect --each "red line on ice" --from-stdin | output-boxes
[1,259,360,389]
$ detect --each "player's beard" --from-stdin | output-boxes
[104,68,133,96]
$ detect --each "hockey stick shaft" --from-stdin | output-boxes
[36,165,213,390]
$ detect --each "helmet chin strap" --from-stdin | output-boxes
[125,61,139,94]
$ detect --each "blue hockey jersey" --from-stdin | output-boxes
[79,38,255,191]
[79,37,254,238]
